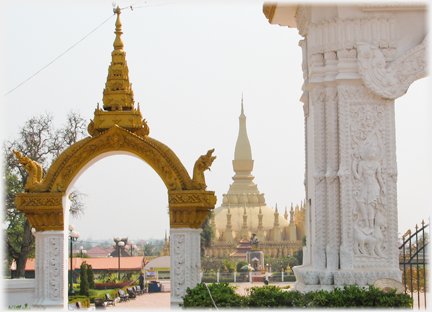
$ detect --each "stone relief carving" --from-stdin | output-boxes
[48,237,61,299]
[307,16,397,59]
[352,141,385,230]
[173,234,185,299]
[14,193,64,231]
[357,34,429,99]
[350,101,388,258]
[312,87,327,270]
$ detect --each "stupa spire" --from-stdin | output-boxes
[241,93,244,115]
[241,205,249,239]
[225,204,234,242]
[234,95,252,161]
[226,95,258,198]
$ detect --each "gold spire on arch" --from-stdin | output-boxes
[88,6,149,137]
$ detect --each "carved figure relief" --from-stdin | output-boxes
[13,150,44,192]
[192,149,216,190]
[352,142,385,229]
[351,135,387,257]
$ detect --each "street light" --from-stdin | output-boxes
[112,238,125,280]
[79,246,87,258]
[126,242,136,257]
[68,224,80,296]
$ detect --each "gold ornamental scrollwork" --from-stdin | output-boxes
[169,190,217,229]
[15,193,65,231]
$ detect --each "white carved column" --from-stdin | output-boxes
[324,86,340,278]
[312,86,326,272]
[170,228,202,308]
[270,3,429,292]
[33,231,65,308]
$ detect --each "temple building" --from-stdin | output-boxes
[205,98,306,259]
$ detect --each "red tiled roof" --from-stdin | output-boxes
[12,256,145,271]
[86,246,112,258]
[230,252,247,259]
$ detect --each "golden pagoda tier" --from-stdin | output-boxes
[88,6,149,137]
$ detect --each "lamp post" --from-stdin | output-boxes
[79,246,86,258]
[125,242,135,257]
[68,224,80,296]
[112,237,125,280]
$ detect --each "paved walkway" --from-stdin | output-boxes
[101,281,296,310]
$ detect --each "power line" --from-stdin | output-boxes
[3,13,115,98]
[3,1,180,98]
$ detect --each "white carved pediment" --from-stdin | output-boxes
[357,34,429,99]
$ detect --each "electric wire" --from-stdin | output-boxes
[3,14,115,98]
[3,1,180,98]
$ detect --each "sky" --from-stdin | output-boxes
[2,0,431,243]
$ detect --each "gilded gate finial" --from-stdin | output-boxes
[87,6,150,138]
[113,6,124,51]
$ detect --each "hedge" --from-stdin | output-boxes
[94,281,134,290]
[181,283,413,308]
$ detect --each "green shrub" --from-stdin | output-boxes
[307,285,413,308]
[86,264,95,289]
[79,262,89,296]
[181,282,246,308]
[236,261,248,272]
[248,285,294,307]
[68,296,90,308]
[181,283,413,309]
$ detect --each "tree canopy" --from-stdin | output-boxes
[3,111,87,278]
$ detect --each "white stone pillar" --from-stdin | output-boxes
[217,270,220,283]
[170,228,202,308]
[281,269,284,282]
[234,270,237,283]
[263,3,428,293]
[33,231,65,308]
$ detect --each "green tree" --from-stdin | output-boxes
[3,111,87,278]
[201,256,223,273]
[143,243,159,257]
[86,264,95,289]
[200,213,214,257]
[237,260,249,272]
[293,249,303,265]
[79,262,89,296]
[264,255,299,272]
[222,257,236,273]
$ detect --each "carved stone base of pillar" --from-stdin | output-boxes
[293,265,401,292]
[170,228,202,307]
[33,231,64,308]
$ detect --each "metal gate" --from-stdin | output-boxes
[399,220,429,309]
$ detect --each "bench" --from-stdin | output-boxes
[118,289,129,302]
[94,298,106,310]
